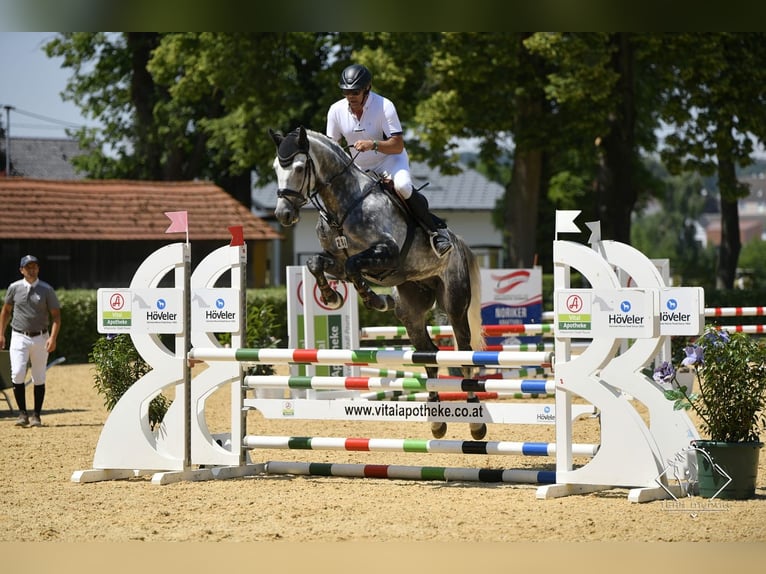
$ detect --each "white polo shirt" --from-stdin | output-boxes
[326,91,408,172]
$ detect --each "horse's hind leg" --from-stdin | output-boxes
[443,279,486,440]
[393,282,446,438]
[453,338,487,440]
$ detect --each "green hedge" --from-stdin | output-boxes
[56,290,100,364]
[46,285,766,364]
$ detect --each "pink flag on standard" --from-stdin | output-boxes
[164,211,188,233]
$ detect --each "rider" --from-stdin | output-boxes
[326,64,453,258]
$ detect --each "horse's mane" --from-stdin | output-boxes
[307,129,349,158]
[299,127,373,182]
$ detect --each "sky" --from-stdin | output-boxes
[0,32,99,139]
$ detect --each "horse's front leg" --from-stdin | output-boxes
[306,253,345,310]
[345,243,398,312]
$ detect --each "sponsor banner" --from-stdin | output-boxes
[555,288,659,338]
[97,289,132,333]
[247,399,596,424]
[302,266,359,377]
[480,268,543,345]
[129,288,184,334]
[191,288,240,333]
[660,287,705,336]
[286,266,359,377]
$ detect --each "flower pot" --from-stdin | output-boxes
[692,440,763,500]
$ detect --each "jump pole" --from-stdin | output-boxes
[187,347,553,369]
[264,461,556,484]
[244,435,599,457]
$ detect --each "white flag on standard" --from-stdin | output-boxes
[555,210,581,235]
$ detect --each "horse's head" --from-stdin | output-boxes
[270,126,315,227]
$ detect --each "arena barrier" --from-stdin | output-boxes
[72,211,707,502]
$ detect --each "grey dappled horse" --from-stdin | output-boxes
[270,126,486,439]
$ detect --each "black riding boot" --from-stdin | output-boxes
[405,191,453,258]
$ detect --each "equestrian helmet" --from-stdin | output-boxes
[339,64,372,90]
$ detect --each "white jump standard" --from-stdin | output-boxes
[72,210,704,503]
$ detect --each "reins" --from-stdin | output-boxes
[300,143,377,232]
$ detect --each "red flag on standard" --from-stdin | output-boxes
[164,211,188,233]
[228,225,244,247]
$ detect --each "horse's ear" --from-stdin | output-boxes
[298,126,309,151]
[269,128,283,147]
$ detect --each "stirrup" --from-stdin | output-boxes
[430,232,453,258]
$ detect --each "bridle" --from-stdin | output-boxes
[276,153,315,210]
[276,131,369,228]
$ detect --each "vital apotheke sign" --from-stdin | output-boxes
[555,288,659,339]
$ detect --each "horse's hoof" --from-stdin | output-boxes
[360,293,395,312]
[431,422,447,439]
[322,291,344,310]
[470,423,487,440]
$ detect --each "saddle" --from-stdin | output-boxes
[377,177,447,229]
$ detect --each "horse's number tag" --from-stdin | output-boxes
[335,236,349,250]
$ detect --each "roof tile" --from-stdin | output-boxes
[0,178,281,241]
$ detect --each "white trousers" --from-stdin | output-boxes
[9,332,48,386]
[373,153,413,198]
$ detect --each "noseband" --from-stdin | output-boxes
[276,155,315,209]
[275,128,319,209]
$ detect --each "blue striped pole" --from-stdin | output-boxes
[244,375,556,394]
[188,347,553,368]
[359,391,550,401]
[245,435,598,457]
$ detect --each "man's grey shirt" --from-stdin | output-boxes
[4,279,60,333]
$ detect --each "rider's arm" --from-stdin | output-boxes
[369,134,403,155]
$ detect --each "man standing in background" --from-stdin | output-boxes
[0,255,61,427]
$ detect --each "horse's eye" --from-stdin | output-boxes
[294,165,304,174]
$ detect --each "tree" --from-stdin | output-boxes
[631,167,714,286]
[413,33,550,267]
[738,239,766,289]
[46,32,336,208]
[414,33,668,267]
[659,33,766,288]
[525,33,669,245]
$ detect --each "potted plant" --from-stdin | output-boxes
[656,326,766,499]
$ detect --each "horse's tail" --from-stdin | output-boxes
[463,242,485,351]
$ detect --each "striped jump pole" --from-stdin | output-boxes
[189,347,554,369]
[359,323,555,340]
[701,305,766,335]
[438,342,589,353]
[359,365,550,378]
[244,375,557,394]
[713,324,766,334]
[359,367,426,379]
[359,391,502,401]
[705,306,766,317]
[264,460,556,484]
[245,435,599,457]
[359,391,557,401]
